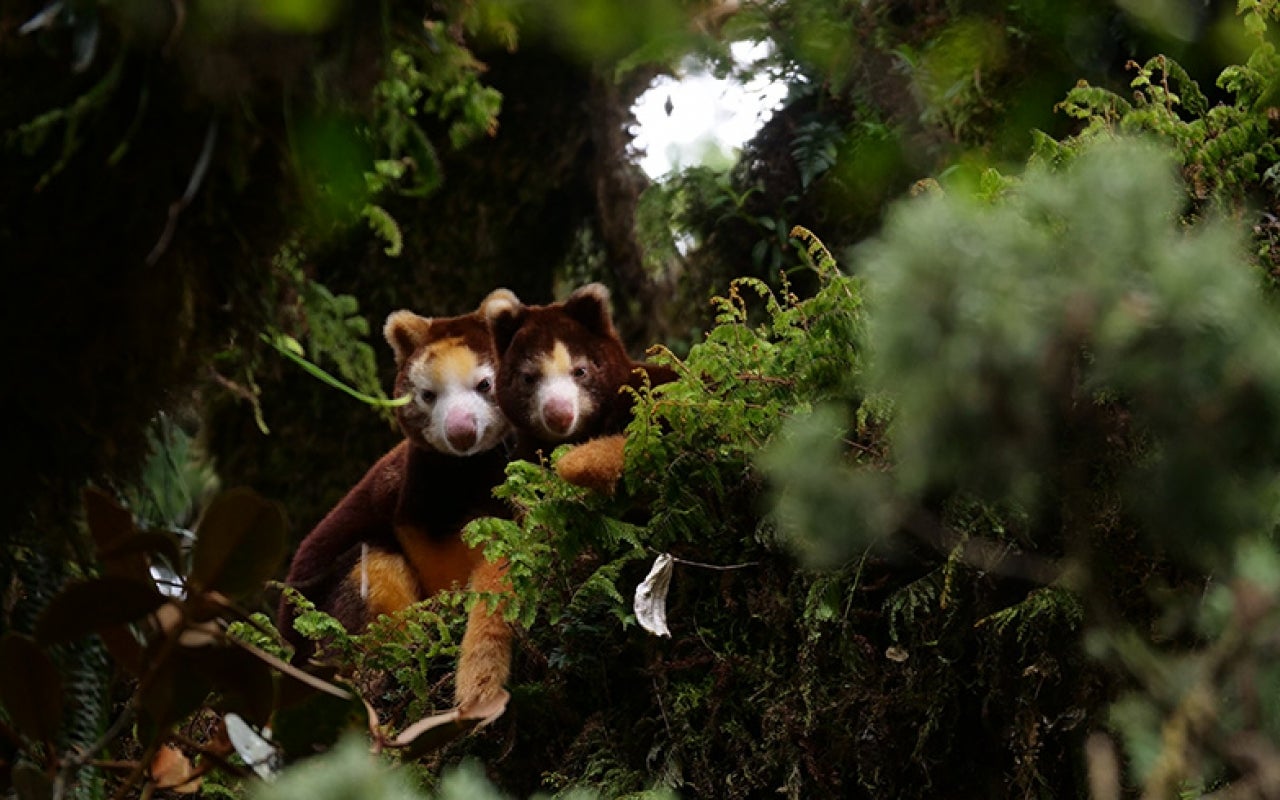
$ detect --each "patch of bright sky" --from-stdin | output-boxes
[631,40,789,180]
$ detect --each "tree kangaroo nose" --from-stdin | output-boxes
[445,407,479,452]
[543,395,576,436]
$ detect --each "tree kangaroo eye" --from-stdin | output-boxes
[572,366,588,379]
[476,378,492,393]
[522,372,538,386]
[419,389,437,404]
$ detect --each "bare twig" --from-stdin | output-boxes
[207,368,259,406]
[87,760,139,773]
[52,699,139,800]
[669,555,759,571]
[147,118,218,266]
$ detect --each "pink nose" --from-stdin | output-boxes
[445,407,478,452]
[542,396,575,436]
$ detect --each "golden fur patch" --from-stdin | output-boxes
[351,550,421,618]
[539,341,573,376]
[395,524,483,595]
[411,337,482,386]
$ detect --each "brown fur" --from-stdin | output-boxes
[552,433,627,494]
[490,283,677,489]
[279,291,518,711]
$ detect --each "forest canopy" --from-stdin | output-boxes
[6,0,1280,798]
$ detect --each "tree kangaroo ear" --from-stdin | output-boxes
[479,288,521,321]
[384,311,433,365]
[488,303,527,356]
[563,283,616,337]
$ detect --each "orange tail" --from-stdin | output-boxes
[455,557,512,710]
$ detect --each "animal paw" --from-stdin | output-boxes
[454,661,509,725]
[554,434,627,494]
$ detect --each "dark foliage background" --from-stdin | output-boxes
[6,0,1280,798]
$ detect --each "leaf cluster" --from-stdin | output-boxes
[0,487,369,799]
[1037,12,1280,219]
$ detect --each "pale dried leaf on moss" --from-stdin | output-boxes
[635,553,675,637]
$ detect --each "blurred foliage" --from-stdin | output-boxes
[860,140,1280,558]
[119,412,221,535]
[248,736,488,800]
[762,137,1280,795]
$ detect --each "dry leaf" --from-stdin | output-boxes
[391,689,510,755]
[635,553,674,637]
[150,744,201,793]
[225,712,279,780]
[885,645,909,663]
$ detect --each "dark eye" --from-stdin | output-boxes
[572,366,588,379]
[476,378,492,393]
[419,389,437,404]
[522,372,538,386]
